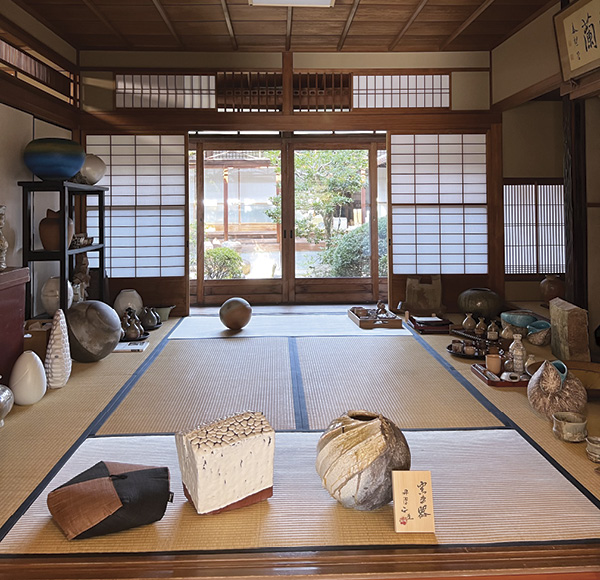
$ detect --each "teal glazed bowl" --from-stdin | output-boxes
[501,310,537,328]
[24,138,85,181]
[527,320,551,333]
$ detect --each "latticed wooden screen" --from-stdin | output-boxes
[389,133,487,275]
[504,181,565,274]
[85,135,186,278]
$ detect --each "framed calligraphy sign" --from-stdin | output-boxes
[392,471,435,533]
[555,0,600,81]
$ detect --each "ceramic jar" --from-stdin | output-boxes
[475,317,487,336]
[0,382,14,427]
[457,288,503,320]
[41,277,73,316]
[113,289,143,317]
[315,410,411,511]
[72,154,106,185]
[23,138,85,181]
[140,307,160,330]
[39,209,75,251]
[527,360,587,419]
[540,275,565,305]
[509,334,526,375]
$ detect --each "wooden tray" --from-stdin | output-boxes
[471,364,529,387]
[347,308,403,329]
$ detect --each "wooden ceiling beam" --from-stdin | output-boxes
[220,0,238,51]
[440,0,496,51]
[286,7,293,52]
[81,0,131,48]
[388,0,429,51]
[337,0,361,51]
[150,0,186,49]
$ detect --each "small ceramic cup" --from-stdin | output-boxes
[485,354,502,375]
[552,412,587,443]
[586,436,600,462]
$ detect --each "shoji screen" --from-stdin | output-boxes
[85,135,186,278]
[389,133,487,275]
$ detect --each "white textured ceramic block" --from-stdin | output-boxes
[9,350,47,405]
[175,411,275,515]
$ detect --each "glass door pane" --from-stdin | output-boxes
[294,149,370,278]
[204,150,281,280]
[376,151,388,277]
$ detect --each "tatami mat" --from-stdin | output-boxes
[2,430,600,555]
[170,314,411,339]
[98,338,296,434]
[297,336,503,430]
[0,319,177,529]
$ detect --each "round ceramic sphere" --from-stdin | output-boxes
[23,138,85,181]
[9,351,47,405]
[219,297,252,330]
[41,277,73,316]
[0,384,15,427]
[73,154,106,185]
[66,300,122,362]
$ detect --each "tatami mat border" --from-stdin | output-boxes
[0,319,183,543]
[289,337,309,430]
[404,325,600,510]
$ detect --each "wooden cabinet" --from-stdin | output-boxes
[19,180,107,318]
[0,267,29,382]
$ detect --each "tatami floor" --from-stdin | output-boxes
[1,305,599,558]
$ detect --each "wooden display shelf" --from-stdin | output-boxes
[347,307,403,329]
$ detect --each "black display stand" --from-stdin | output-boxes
[20,180,107,318]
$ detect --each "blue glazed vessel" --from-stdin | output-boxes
[23,138,85,181]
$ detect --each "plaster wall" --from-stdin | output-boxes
[0,103,72,317]
[451,71,489,110]
[491,4,561,104]
[502,101,563,178]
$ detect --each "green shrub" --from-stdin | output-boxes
[322,217,388,277]
[204,247,243,280]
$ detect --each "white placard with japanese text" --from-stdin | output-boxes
[392,471,435,533]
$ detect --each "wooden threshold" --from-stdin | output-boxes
[0,544,599,580]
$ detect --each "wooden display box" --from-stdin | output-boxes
[24,320,52,361]
[348,307,403,329]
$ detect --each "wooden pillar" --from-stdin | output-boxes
[487,122,505,297]
[282,52,293,116]
[369,142,379,301]
[195,142,204,305]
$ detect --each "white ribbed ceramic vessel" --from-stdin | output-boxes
[9,351,47,405]
[113,289,143,317]
[316,410,411,511]
[45,309,72,389]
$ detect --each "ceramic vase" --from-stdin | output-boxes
[315,410,411,511]
[0,383,14,427]
[462,312,476,332]
[0,205,8,270]
[45,309,72,389]
[72,154,106,185]
[9,350,47,405]
[539,275,565,305]
[140,306,160,330]
[39,209,75,252]
[475,317,487,336]
[23,138,85,181]
[41,277,73,316]
[457,288,503,320]
[113,289,143,317]
[527,360,587,419]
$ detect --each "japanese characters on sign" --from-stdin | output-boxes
[392,471,435,533]
[555,0,600,80]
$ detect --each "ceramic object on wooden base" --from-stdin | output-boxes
[315,410,411,511]
[527,360,587,419]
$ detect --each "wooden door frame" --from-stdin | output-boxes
[190,134,386,305]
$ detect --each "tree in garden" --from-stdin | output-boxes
[265,149,368,244]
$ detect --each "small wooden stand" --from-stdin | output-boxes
[347,307,403,329]
[471,364,529,387]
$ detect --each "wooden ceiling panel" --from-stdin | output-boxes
[6,0,558,54]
